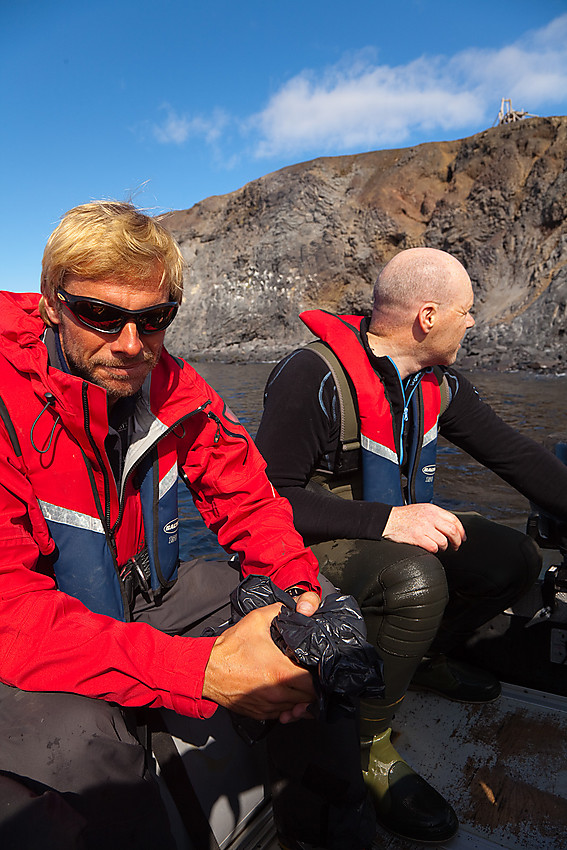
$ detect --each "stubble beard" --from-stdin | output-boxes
[61,335,161,401]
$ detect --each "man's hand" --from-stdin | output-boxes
[293,590,320,617]
[202,595,320,723]
[383,504,466,553]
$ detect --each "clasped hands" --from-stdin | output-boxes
[202,591,320,724]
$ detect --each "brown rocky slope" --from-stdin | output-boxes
[163,116,567,371]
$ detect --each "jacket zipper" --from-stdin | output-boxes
[80,382,131,615]
[389,361,424,504]
[111,400,214,533]
[205,409,249,457]
[407,389,425,504]
[82,383,114,548]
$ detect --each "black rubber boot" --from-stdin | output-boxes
[410,654,501,703]
[361,728,458,844]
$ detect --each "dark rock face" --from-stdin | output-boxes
[163,116,567,371]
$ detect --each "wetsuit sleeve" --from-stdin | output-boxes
[255,349,391,543]
[440,369,567,520]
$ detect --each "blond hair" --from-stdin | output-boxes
[41,201,184,303]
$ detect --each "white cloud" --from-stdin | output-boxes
[253,59,484,157]
[142,15,567,162]
[252,14,567,158]
[453,15,567,106]
[152,104,228,145]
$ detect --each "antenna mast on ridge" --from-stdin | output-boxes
[494,98,538,126]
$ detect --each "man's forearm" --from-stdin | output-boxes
[277,481,391,544]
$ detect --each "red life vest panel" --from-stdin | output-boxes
[300,311,443,505]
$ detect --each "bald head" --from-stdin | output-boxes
[371,248,471,329]
[367,248,475,375]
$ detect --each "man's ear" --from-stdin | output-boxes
[417,302,438,335]
[39,292,61,327]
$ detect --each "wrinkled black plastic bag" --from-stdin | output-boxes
[271,592,384,707]
[206,574,384,729]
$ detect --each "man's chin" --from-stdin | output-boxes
[105,384,142,401]
[94,363,153,396]
[90,370,147,400]
[104,376,147,400]
[447,346,462,366]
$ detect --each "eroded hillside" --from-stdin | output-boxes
[164,116,567,370]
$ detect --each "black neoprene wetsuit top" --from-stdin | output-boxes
[255,320,567,545]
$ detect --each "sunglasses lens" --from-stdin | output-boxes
[72,301,124,333]
[138,304,178,334]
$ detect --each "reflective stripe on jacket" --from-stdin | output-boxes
[300,310,443,505]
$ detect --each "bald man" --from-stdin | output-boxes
[256,248,567,844]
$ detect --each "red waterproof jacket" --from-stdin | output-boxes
[0,292,319,718]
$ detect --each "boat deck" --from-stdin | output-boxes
[375,683,567,849]
[159,683,567,850]
[230,684,567,850]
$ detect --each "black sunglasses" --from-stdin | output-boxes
[56,288,179,335]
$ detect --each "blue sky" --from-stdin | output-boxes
[2,0,567,292]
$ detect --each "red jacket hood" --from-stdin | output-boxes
[0,291,49,372]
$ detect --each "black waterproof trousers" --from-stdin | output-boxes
[311,513,541,734]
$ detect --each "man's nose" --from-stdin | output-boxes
[111,321,143,355]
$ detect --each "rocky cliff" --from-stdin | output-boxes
[163,116,567,371]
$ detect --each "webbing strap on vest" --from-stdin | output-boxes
[436,367,452,417]
[305,340,360,453]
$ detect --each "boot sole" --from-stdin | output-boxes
[377,817,459,844]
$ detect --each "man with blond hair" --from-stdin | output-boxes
[257,247,567,844]
[0,202,373,850]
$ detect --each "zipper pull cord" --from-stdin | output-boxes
[30,393,61,454]
[207,411,222,444]
[206,410,250,461]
